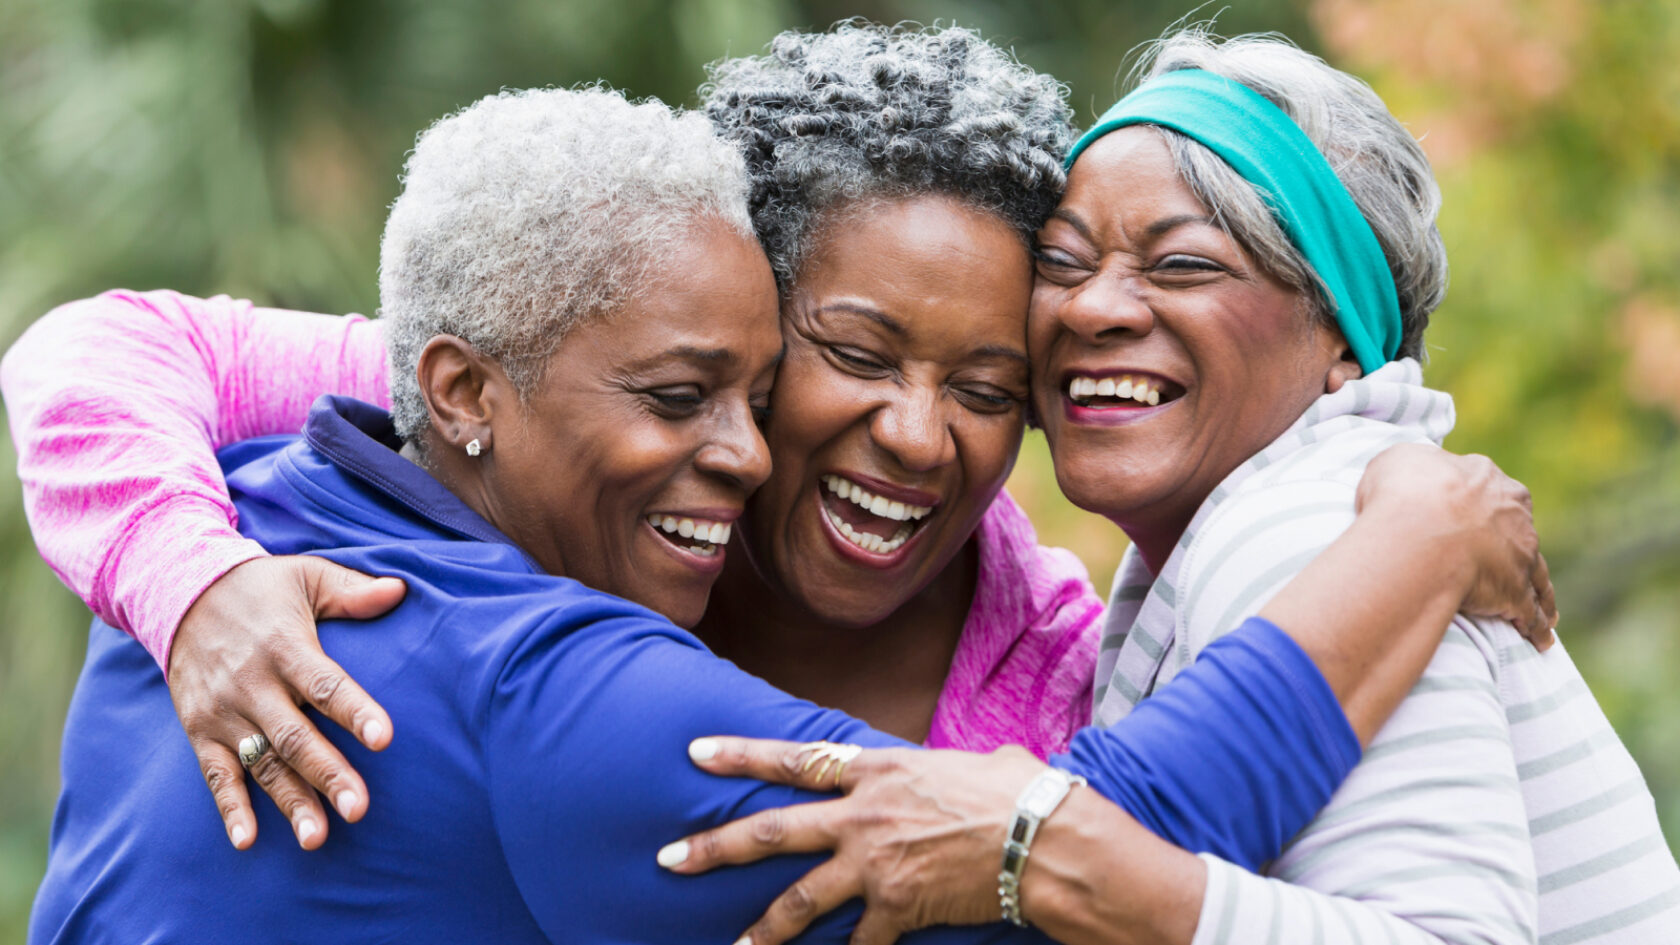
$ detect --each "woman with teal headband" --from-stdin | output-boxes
[661,28,1680,945]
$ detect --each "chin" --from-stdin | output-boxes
[643,590,710,629]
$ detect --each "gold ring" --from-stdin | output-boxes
[794,741,863,787]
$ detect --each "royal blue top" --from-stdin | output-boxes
[30,397,1359,944]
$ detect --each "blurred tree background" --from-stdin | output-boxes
[2,0,1676,936]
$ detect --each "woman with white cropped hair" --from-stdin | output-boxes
[5,21,1552,860]
[660,28,1680,945]
[16,64,1558,945]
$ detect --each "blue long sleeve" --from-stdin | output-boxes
[1056,616,1362,872]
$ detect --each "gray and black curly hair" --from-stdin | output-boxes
[380,86,754,440]
[700,21,1074,287]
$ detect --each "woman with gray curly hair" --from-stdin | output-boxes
[10,21,1560,942]
[17,47,1545,945]
[662,27,1678,945]
[4,21,1542,851]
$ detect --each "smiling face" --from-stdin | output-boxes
[476,220,782,627]
[1030,128,1351,568]
[738,195,1034,627]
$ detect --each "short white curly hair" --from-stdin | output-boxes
[379,86,755,440]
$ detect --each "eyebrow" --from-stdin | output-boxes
[1144,213,1219,239]
[1047,208,1095,243]
[969,344,1031,369]
[814,303,906,337]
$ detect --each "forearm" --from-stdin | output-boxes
[1020,792,1204,945]
[1028,619,1359,943]
[1257,499,1471,744]
[0,289,389,666]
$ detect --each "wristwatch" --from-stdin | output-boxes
[998,766,1087,926]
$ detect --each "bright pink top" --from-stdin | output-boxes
[1,289,1100,756]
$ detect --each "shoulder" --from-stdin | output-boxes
[974,488,1103,625]
[1176,476,1358,650]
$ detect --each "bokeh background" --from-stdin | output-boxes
[2,0,1677,936]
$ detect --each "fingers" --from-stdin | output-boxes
[688,736,889,793]
[738,859,861,945]
[850,908,907,945]
[1529,552,1558,651]
[302,557,407,622]
[252,694,371,824]
[240,718,332,849]
[658,797,845,874]
[279,645,392,752]
[196,740,257,849]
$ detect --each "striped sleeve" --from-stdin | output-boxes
[1176,479,1539,944]
[1497,634,1680,943]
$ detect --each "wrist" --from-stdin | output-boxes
[1018,789,1203,945]
[999,766,1085,926]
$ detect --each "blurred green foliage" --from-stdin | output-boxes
[2,0,1676,938]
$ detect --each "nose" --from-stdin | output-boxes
[697,401,773,492]
[1051,266,1156,345]
[869,383,956,474]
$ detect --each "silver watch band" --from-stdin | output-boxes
[998,766,1087,927]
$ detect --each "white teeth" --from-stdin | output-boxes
[820,475,932,522]
[1067,374,1169,408]
[647,515,732,551]
[822,503,915,555]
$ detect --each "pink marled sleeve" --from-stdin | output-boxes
[0,289,390,670]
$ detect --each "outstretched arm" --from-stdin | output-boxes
[0,289,398,850]
[657,444,1552,945]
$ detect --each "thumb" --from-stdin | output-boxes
[302,558,407,621]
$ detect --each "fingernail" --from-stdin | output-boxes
[335,791,358,818]
[689,737,719,762]
[735,935,753,945]
[656,840,689,868]
[296,817,320,846]
[230,824,249,848]
[362,720,385,745]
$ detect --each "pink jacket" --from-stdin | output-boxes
[1,289,1100,757]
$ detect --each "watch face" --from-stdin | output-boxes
[1020,769,1071,817]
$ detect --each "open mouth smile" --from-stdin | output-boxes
[646,514,733,559]
[817,474,935,558]
[1064,372,1184,408]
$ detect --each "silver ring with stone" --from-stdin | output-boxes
[237,733,272,768]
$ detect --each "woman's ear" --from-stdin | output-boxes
[415,335,508,452]
[1314,322,1363,394]
[1325,347,1364,394]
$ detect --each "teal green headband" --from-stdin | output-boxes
[1064,69,1401,374]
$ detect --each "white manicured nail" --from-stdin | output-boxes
[230,824,249,848]
[335,791,358,818]
[689,737,720,762]
[296,817,319,846]
[656,840,689,868]
[362,720,385,745]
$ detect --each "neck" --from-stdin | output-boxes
[695,540,978,743]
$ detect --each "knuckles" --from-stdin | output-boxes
[265,720,316,764]
[750,808,787,846]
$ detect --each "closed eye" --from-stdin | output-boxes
[646,387,704,417]
[826,345,890,376]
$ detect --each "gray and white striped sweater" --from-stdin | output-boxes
[1096,359,1680,944]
